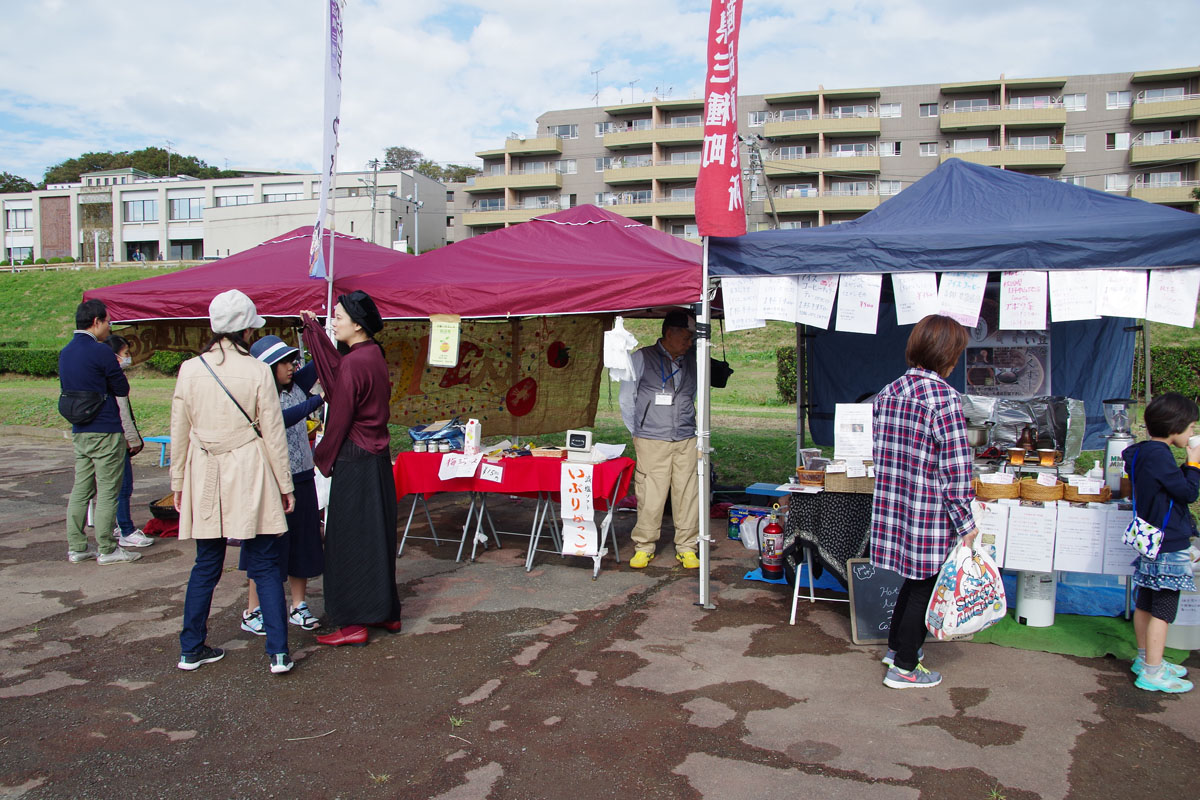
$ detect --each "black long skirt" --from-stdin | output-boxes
[323,440,402,627]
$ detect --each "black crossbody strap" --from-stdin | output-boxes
[198,355,261,437]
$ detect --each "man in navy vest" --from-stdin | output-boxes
[619,310,699,569]
[60,299,142,565]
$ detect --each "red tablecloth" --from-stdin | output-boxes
[393,453,635,507]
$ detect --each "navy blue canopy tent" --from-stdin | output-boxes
[707,159,1200,449]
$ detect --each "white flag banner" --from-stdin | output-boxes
[719,277,766,331]
[937,272,987,328]
[999,271,1048,330]
[1048,269,1101,322]
[1096,270,1148,319]
[835,273,883,334]
[561,463,600,556]
[892,273,939,326]
[794,274,839,329]
[1146,268,1200,328]
[308,0,344,280]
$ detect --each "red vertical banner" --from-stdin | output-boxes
[695,0,746,237]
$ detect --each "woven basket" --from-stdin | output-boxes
[1064,484,1112,503]
[1019,478,1064,501]
[973,478,1020,501]
[795,468,826,486]
[149,492,179,521]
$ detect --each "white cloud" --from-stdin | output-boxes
[0,1,1196,183]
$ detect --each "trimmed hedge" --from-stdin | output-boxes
[1134,346,1200,399]
[776,346,798,404]
[147,350,189,376]
[0,348,58,376]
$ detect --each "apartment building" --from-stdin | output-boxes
[1,167,446,264]
[452,65,1200,242]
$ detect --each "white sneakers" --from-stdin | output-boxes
[115,528,156,548]
[97,547,142,565]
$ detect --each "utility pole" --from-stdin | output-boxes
[165,139,174,177]
[366,158,380,245]
[741,135,780,229]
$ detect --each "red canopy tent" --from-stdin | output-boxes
[85,228,410,322]
[347,205,703,319]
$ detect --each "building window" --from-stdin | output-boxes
[880,141,901,157]
[919,102,938,118]
[1106,132,1132,151]
[1141,129,1180,145]
[748,111,768,127]
[169,197,204,220]
[1106,91,1131,110]
[669,187,695,201]
[1142,87,1185,103]
[952,98,991,111]
[595,122,617,136]
[522,195,555,209]
[952,138,989,153]
[5,209,32,229]
[627,118,652,131]
[620,190,652,204]
[595,157,614,172]
[780,108,812,121]
[878,103,901,118]
[556,159,576,174]
[1008,95,1055,109]
[476,198,504,211]
[8,246,32,262]
[776,145,809,160]
[264,193,301,203]
[123,199,158,222]
[1058,175,1086,187]
[831,142,871,156]
[919,142,938,157]
[521,161,548,174]
[1143,171,1182,186]
[1104,174,1130,192]
[829,104,870,118]
[546,124,578,139]
[669,151,701,164]
[1064,134,1086,152]
[215,195,252,207]
[1063,93,1086,112]
[879,180,901,195]
[1009,135,1050,150]
[830,180,870,195]
[779,220,815,230]
[668,114,701,128]
[594,192,616,205]
[670,223,699,237]
[778,183,815,198]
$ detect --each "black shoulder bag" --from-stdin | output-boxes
[198,355,262,437]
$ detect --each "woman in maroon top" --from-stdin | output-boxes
[301,291,401,646]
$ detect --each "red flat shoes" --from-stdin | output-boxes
[315,625,368,646]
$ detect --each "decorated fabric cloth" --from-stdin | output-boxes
[781,491,873,585]
[118,315,607,437]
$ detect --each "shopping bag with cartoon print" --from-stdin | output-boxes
[925,540,1007,640]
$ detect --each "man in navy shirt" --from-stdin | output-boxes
[60,300,142,564]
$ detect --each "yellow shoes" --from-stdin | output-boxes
[676,551,700,569]
[629,551,655,568]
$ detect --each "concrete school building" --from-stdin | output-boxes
[1,166,447,265]
[449,65,1200,242]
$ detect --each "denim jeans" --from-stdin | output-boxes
[116,452,135,535]
[180,536,289,658]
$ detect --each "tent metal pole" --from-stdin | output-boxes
[1144,322,1152,403]
[697,239,715,610]
[796,323,806,467]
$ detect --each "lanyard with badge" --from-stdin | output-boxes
[655,350,679,406]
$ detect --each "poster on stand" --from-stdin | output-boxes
[1005,504,1058,572]
[964,290,1051,399]
[972,500,1010,567]
[833,403,873,461]
[1102,505,1136,576]
[1053,504,1106,573]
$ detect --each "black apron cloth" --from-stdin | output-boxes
[323,439,401,627]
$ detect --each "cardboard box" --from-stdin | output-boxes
[728,505,773,545]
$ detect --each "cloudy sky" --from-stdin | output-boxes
[2,1,1198,183]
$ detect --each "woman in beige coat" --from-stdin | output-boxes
[171,290,296,675]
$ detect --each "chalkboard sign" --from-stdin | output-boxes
[846,558,905,645]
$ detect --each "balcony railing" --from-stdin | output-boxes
[1134,177,1199,189]
[470,203,506,212]
[1004,143,1066,151]
[943,103,1002,113]
[1136,91,1200,104]
[768,147,878,160]
[765,110,878,122]
[1004,100,1064,110]
[1132,135,1200,147]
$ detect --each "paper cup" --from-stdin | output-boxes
[1189,434,1200,449]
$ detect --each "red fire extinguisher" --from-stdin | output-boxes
[759,504,785,579]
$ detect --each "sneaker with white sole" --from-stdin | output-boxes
[117,529,155,548]
[288,602,319,630]
[97,547,142,565]
[1135,668,1193,693]
[884,663,943,689]
[269,653,295,674]
[1132,657,1187,679]
[882,648,924,667]
[177,644,224,671]
[241,607,265,636]
[68,547,98,563]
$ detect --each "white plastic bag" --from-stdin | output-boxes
[925,539,1007,640]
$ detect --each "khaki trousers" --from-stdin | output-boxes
[66,432,125,555]
[631,436,699,555]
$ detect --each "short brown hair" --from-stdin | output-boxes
[906,314,968,375]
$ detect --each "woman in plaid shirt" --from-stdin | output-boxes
[871,314,978,689]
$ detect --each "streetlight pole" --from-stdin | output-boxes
[362,159,380,245]
[405,177,424,254]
